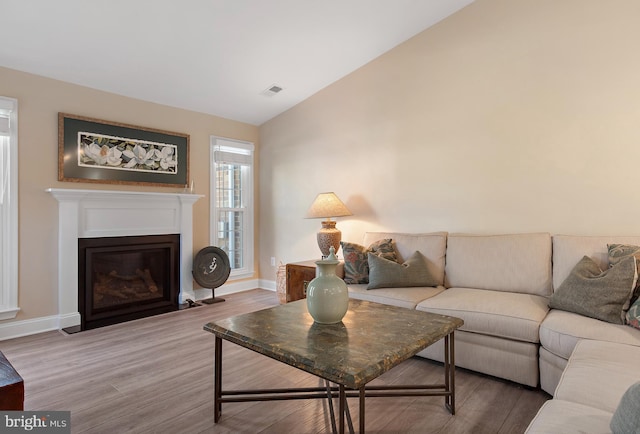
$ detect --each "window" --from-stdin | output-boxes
[0,97,19,319]
[210,137,254,279]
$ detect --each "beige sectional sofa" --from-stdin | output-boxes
[526,340,640,433]
[539,235,640,394]
[340,231,640,432]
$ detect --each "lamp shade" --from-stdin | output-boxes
[305,192,352,219]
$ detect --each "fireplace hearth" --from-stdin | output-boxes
[78,234,180,330]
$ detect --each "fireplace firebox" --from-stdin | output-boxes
[78,234,180,330]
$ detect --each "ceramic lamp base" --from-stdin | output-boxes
[317,220,341,257]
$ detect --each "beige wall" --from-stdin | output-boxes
[258,0,640,280]
[0,66,258,324]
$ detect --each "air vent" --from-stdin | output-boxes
[261,84,284,97]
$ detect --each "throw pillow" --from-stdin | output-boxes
[610,382,640,434]
[609,243,640,303]
[367,250,438,290]
[608,244,640,266]
[549,255,637,324]
[340,239,398,284]
[627,297,640,330]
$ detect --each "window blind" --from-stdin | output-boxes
[0,115,9,136]
[213,150,252,165]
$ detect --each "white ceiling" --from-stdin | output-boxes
[1,0,473,126]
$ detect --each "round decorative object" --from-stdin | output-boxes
[306,246,349,324]
[192,247,231,290]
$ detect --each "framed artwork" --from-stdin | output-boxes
[58,113,189,188]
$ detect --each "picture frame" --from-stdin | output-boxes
[58,113,190,188]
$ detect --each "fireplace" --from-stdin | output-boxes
[78,234,180,330]
[48,188,202,331]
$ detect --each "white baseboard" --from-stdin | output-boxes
[193,279,276,301]
[0,314,65,340]
[0,280,279,341]
[259,279,276,291]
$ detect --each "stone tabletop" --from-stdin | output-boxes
[204,299,463,389]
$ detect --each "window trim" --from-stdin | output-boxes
[210,136,254,280]
[0,97,19,320]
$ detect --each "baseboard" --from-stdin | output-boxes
[193,278,275,301]
[0,314,71,341]
[259,279,276,291]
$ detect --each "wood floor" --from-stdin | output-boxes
[0,289,549,433]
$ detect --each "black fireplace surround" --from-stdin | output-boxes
[78,234,180,330]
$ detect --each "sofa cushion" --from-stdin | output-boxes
[362,232,447,286]
[525,399,613,434]
[549,255,637,324]
[340,238,398,284]
[552,235,640,291]
[347,284,444,309]
[539,347,568,396]
[416,287,549,343]
[367,251,438,290]
[539,309,640,360]
[610,382,640,434]
[555,340,640,413]
[444,233,552,296]
[420,329,540,387]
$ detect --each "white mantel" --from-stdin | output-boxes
[47,188,203,329]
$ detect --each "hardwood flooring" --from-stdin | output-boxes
[0,289,549,433]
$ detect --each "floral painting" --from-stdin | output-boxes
[59,113,189,187]
[78,132,178,174]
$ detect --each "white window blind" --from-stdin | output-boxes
[0,111,10,205]
[0,96,19,320]
[0,116,9,135]
[214,146,252,165]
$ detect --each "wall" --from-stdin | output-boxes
[0,66,258,330]
[258,0,640,281]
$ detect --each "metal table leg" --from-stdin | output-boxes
[443,332,456,415]
[359,386,365,433]
[325,379,355,434]
[214,336,222,422]
[325,380,338,434]
[339,385,345,434]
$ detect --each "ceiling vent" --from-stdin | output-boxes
[261,84,284,97]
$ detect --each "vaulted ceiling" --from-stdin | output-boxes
[1,0,474,125]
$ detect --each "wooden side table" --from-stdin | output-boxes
[285,261,317,303]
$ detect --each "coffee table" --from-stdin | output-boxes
[203,299,463,433]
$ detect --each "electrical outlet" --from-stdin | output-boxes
[270,257,276,266]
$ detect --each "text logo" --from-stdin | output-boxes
[1,412,70,433]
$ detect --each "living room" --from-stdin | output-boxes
[1,0,640,432]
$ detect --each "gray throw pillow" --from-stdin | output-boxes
[611,382,640,434]
[549,255,637,324]
[367,250,438,290]
[608,244,640,266]
[609,243,640,302]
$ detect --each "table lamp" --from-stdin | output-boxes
[305,192,353,257]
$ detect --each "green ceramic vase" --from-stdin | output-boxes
[306,246,349,324]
